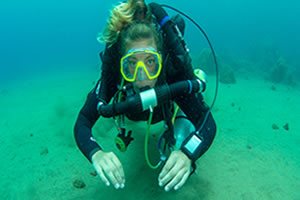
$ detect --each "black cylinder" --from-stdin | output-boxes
[98,80,202,118]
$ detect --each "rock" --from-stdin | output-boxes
[73,179,86,189]
[272,124,279,130]
[194,48,216,75]
[269,56,296,85]
[271,85,276,91]
[219,64,236,84]
[246,144,252,150]
[40,147,49,156]
[270,57,287,83]
[283,123,289,131]
[90,171,97,177]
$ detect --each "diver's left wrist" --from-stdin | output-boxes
[180,132,203,163]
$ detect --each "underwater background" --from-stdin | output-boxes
[0,0,299,199]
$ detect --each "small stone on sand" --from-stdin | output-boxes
[272,124,279,130]
[283,123,289,131]
[246,144,252,150]
[40,147,49,156]
[73,179,86,189]
[90,171,97,177]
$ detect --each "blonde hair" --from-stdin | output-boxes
[119,22,162,55]
[99,0,150,46]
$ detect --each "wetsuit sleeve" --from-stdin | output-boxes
[155,10,217,161]
[74,83,102,162]
[74,44,120,162]
[175,94,216,158]
[173,59,217,161]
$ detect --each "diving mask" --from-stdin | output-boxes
[120,47,162,82]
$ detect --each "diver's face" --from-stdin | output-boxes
[125,39,158,89]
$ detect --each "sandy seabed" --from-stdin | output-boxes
[0,69,299,200]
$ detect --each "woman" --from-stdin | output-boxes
[74,0,216,192]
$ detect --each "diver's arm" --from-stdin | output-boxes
[172,53,216,162]
[74,44,120,162]
[175,94,216,161]
[171,44,216,163]
[74,86,103,162]
[74,42,121,162]
[153,5,216,163]
[74,86,126,188]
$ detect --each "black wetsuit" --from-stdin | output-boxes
[74,41,216,163]
[74,7,216,162]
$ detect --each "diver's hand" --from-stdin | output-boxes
[158,150,192,191]
[91,150,125,189]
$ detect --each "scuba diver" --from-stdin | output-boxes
[74,0,217,192]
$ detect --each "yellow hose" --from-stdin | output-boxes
[144,106,162,169]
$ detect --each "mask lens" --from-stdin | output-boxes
[123,56,138,79]
[144,54,159,76]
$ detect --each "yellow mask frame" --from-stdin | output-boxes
[120,48,162,82]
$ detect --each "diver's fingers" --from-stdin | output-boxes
[159,163,180,188]
[159,161,181,188]
[101,159,121,189]
[93,163,110,186]
[110,154,125,186]
[159,154,176,180]
[164,168,186,191]
[173,170,190,191]
[91,150,122,188]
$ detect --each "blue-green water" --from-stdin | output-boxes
[0,0,299,199]
[0,0,299,82]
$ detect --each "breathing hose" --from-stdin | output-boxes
[98,79,205,117]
